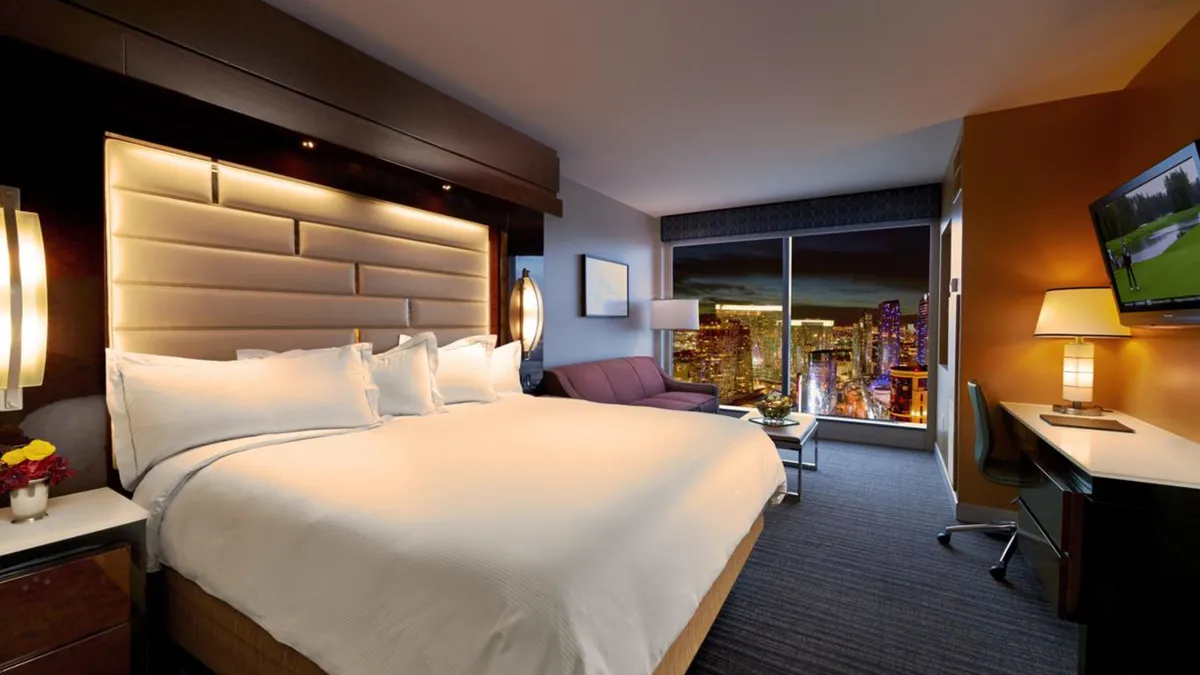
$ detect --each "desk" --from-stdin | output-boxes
[1000,403,1200,675]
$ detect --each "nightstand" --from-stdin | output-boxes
[0,488,148,674]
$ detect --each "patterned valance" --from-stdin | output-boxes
[660,184,941,242]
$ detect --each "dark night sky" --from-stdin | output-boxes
[673,226,930,325]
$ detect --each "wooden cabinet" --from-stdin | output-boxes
[0,545,132,674]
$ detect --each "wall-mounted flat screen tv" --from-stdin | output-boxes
[1090,141,1200,326]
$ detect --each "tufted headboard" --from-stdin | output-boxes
[104,136,491,358]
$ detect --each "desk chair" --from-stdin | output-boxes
[937,380,1030,581]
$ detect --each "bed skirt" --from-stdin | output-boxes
[164,513,765,675]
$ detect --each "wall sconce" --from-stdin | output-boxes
[0,187,48,411]
[508,268,543,359]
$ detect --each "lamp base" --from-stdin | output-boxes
[1053,403,1104,417]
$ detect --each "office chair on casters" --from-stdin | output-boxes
[937,380,1030,581]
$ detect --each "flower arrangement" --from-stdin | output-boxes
[755,392,794,423]
[0,440,74,493]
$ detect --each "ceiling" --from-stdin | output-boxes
[263,0,1199,216]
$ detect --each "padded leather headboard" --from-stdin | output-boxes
[105,137,490,358]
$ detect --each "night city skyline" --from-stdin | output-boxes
[672,226,931,425]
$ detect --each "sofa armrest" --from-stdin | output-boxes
[541,369,585,400]
[660,370,718,397]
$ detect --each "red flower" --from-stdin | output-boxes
[0,455,74,491]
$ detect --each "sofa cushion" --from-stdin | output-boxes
[601,358,649,403]
[654,391,717,407]
[628,358,668,397]
[631,395,697,411]
[560,362,619,404]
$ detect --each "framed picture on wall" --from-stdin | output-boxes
[581,255,629,317]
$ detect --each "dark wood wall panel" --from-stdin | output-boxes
[1,0,561,215]
[123,34,557,214]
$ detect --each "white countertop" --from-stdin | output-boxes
[1001,402,1200,490]
[0,487,148,558]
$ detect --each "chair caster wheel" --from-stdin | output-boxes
[936,531,951,546]
[989,565,1007,581]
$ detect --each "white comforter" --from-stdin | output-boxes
[134,395,785,675]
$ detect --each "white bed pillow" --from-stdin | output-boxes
[491,341,523,395]
[367,334,439,416]
[107,345,379,489]
[236,343,379,415]
[240,339,437,416]
[400,334,497,405]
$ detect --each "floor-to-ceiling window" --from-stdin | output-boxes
[789,226,931,427]
[671,225,931,428]
[671,239,783,406]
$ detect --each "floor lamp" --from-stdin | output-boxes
[650,299,699,372]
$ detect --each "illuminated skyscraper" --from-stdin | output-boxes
[888,365,928,424]
[674,314,753,404]
[852,310,875,379]
[715,304,784,393]
[878,300,901,379]
[805,349,839,415]
[916,293,930,368]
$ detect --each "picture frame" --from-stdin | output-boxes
[581,255,629,317]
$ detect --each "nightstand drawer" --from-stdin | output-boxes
[2,624,130,675]
[0,545,131,667]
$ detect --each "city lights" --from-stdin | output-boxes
[672,227,930,426]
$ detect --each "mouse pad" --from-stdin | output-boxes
[1039,414,1134,433]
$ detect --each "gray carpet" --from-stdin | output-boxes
[686,441,1077,675]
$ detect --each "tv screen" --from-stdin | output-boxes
[1091,142,1200,323]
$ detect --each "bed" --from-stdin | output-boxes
[105,136,786,674]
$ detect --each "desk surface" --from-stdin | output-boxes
[1001,402,1200,490]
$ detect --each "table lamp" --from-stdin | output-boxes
[1033,287,1130,416]
[651,299,699,370]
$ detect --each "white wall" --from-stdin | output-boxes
[543,178,661,368]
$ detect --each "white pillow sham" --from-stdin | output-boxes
[400,334,497,405]
[236,343,379,415]
[491,340,523,395]
[107,345,379,489]
[239,339,437,416]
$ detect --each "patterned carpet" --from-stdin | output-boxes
[686,441,1077,675]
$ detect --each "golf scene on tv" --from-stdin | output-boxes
[1094,154,1200,307]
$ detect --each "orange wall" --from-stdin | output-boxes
[958,94,1126,510]
[1111,13,1200,439]
[955,12,1200,511]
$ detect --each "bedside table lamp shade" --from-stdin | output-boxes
[1033,287,1130,415]
[651,299,699,330]
[508,269,543,359]
[0,187,48,411]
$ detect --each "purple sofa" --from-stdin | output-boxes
[542,356,719,413]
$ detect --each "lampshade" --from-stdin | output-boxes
[651,299,699,330]
[0,187,48,410]
[508,268,543,359]
[1033,288,1131,338]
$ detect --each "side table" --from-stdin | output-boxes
[740,411,819,500]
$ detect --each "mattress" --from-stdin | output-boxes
[135,395,786,675]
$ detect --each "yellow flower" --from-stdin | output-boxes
[1,448,26,466]
[21,440,56,461]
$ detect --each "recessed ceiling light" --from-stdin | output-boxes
[441,184,453,192]
[301,140,316,149]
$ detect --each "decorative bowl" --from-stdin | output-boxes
[756,394,794,423]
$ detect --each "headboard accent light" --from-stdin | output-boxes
[0,186,48,410]
[105,136,491,359]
